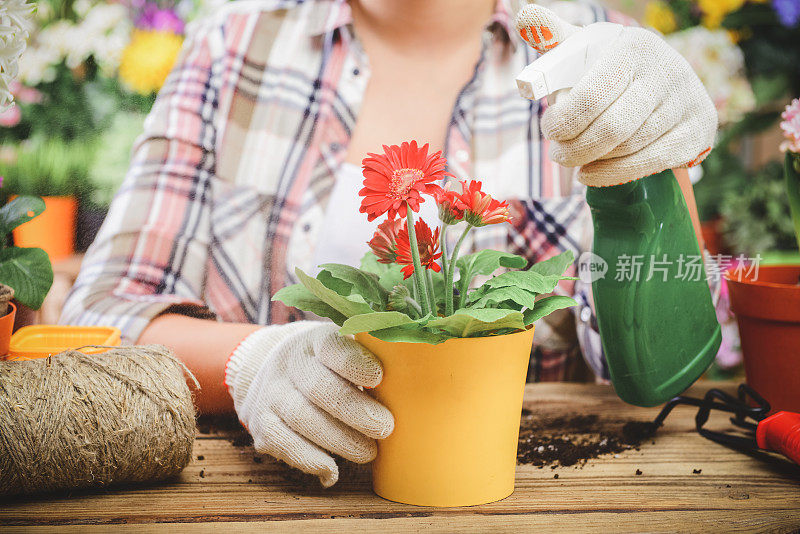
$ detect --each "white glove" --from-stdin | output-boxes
[516,5,718,187]
[225,321,394,487]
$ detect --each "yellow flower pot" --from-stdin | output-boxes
[356,326,535,507]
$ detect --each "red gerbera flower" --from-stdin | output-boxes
[433,183,464,225]
[359,141,449,222]
[367,218,404,264]
[395,219,442,279]
[455,180,511,227]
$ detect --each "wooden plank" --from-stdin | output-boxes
[2,382,799,531]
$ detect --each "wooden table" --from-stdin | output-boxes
[3,382,799,532]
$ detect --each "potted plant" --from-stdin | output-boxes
[0,137,95,262]
[274,141,577,506]
[726,98,800,413]
[0,194,54,354]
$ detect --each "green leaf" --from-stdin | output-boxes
[456,250,527,286]
[317,270,354,297]
[528,250,575,277]
[469,285,538,310]
[319,263,389,307]
[0,196,45,234]
[380,268,409,294]
[360,252,408,292]
[523,295,578,325]
[272,284,348,326]
[750,74,790,107]
[427,308,526,337]
[0,247,54,309]
[340,311,415,336]
[294,268,373,318]
[359,251,384,275]
[486,269,564,295]
[369,324,451,344]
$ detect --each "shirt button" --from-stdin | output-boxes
[331,142,342,152]
[580,307,592,323]
[352,67,360,76]
[455,150,469,163]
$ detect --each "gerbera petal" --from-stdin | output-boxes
[357,141,455,221]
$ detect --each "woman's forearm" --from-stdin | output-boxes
[138,314,261,414]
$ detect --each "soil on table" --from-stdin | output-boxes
[517,412,657,467]
[197,411,659,487]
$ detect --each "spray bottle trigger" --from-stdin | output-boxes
[515,21,624,102]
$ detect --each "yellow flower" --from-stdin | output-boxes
[645,1,678,34]
[726,27,752,42]
[119,30,184,95]
[697,0,745,29]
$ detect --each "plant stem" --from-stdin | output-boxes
[405,296,424,318]
[439,223,449,281]
[405,205,432,316]
[426,269,437,316]
[446,224,472,315]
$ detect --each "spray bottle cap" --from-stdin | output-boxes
[515,5,624,101]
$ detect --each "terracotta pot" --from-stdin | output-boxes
[12,195,77,262]
[356,327,535,507]
[0,302,17,357]
[726,264,800,413]
[700,217,725,256]
[11,300,37,332]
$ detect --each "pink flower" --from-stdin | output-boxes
[136,3,185,34]
[0,105,21,127]
[10,82,42,104]
[780,98,800,154]
[367,218,404,264]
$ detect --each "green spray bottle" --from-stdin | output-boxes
[516,14,721,407]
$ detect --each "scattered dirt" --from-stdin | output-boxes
[635,469,643,475]
[196,415,255,447]
[196,415,248,435]
[517,412,658,468]
[693,468,702,474]
[199,412,660,480]
[196,455,205,461]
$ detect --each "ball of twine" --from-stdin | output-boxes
[0,345,198,497]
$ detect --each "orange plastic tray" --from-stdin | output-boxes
[6,325,122,361]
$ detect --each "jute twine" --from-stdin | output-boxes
[0,345,198,497]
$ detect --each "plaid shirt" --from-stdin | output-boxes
[61,0,639,381]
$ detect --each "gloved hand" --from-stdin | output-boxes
[225,321,394,487]
[516,4,718,187]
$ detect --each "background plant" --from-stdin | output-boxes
[0,0,213,209]
[646,0,800,255]
[0,195,54,309]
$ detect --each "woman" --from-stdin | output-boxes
[61,0,716,486]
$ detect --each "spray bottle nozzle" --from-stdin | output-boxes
[515,5,623,102]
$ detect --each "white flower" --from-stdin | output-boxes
[666,27,756,126]
[0,0,35,109]
[17,2,132,85]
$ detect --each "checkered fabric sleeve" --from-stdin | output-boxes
[59,18,223,343]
